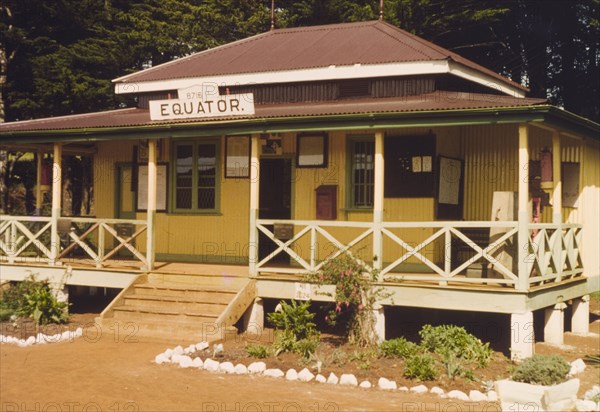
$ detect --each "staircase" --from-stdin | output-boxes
[98,267,256,344]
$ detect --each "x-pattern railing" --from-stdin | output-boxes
[0,216,53,262]
[528,224,583,285]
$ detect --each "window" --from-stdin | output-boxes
[172,140,219,212]
[348,137,374,208]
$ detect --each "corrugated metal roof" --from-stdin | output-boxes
[115,21,527,92]
[0,92,546,133]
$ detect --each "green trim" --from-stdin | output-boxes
[1,105,598,145]
[155,253,248,265]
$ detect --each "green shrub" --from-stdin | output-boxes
[245,344,270,359]
[268,300,319,359]
[404,353,439,381]
[0,307,13,321]
[0,276,68,325]
[380,337,419,359]
[419,324,493,367]
[512,354,570,386]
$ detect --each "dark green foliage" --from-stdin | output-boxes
[379,337,419,359]
[512,354,570,386]
[403,353,438,381]
[419,324,493,368]
[267,300,320,359]
[0,276,69,325]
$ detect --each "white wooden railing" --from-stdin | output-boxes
[527,224,583,286]
[0,215,53,262]
[0,215,148,269]
[255,219,584,290]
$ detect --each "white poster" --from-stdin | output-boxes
[137,164,168,211]
[438,157,462,205]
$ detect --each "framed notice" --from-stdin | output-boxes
[297,133,328,168]
[136,163,168,212]
[225,135,250,178]
[562,162,580,208]
[436,156,464,220]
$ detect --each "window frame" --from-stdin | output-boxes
[170,138,221,214]
[346,135,375,210]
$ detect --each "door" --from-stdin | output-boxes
[115,164,136,258]
[258,158,292,263]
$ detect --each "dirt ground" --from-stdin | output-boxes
[0,303,599,411]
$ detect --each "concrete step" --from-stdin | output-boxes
[123,294,227,315]
[132,283,237,303]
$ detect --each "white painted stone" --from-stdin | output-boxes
[196,341,209,351]
[447,390,470,401]
[178,355,193,368]
[173,345,184,355]
[154,353,170,364]
[247,361,267,374]
[60,331,71,342]
[378,378,397,391]
[430,387,444,396]
[213,343,224,355]
[218,361,235,374]
[569,358,587,376]
[410,385,428,394]
[584,386,599,401]
[74,327,83,337]
[487,390,498,402]
[398,386,409,392]
[192,357,203,368]
[203,358,220,372]
[469,390,488,402]
[339,374,358,386]
[315,374,326,383]
[264,369,284,378]
[164,348,174,358]
[184,344,196,354]
[326,373,339,385]
[298,368,314,382]
[171,354,184,364]
[234,364,248,374]
[575,400,598,412]
[25,336,36,346]
[359,381,372,389]
[285,368,299,381]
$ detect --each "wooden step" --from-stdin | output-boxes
[132,283,237,303]
[112,305,218,322]
[123,295,227,314]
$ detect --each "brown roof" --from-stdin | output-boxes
[115,21,527,92]
[0,92,546,133]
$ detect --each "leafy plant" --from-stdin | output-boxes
[267,300,319,359]
[404,353,439,381]
[511,354,570,386]
[380,337,419,359]
[419,324,493,367]
[245,344,270,359]
[349,349,378,370]
[306,254,390,347]
[0,275,69,325]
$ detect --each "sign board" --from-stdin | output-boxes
[149,85,254,121]
[137,164,168,212]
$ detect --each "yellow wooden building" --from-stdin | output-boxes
[1,21,598,357]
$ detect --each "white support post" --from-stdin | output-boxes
[552,131,562,224]
[517,124,530,291]
[544,302,566,346]
[146,139,157,271]
[50,143,62,265]
[511,311,535,361]
[243,297,264,332]
[249,134,260,277]
[571,295,590,335]
[372,304,385,343]
[35,151,43,215]
[373,131,384,276]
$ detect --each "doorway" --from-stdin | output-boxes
[115,164,136,258]
[258,158,292,263]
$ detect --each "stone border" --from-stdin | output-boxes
[0,328,83,347]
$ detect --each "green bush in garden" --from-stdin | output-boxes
[512,354,570,386]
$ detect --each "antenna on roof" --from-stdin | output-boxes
[271,0,275,31]
[379,0,384,21]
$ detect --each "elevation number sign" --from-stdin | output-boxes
[149,85,254,121]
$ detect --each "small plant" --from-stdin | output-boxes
[419,324,493,367]
[511,354,570,386]
[380,337,419,359]
[306,254,390,347]
[404,353,439,381]
[267,300,319,359]
[245,344,270,359]
[350,349,378,370]
[583,355,600,367]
